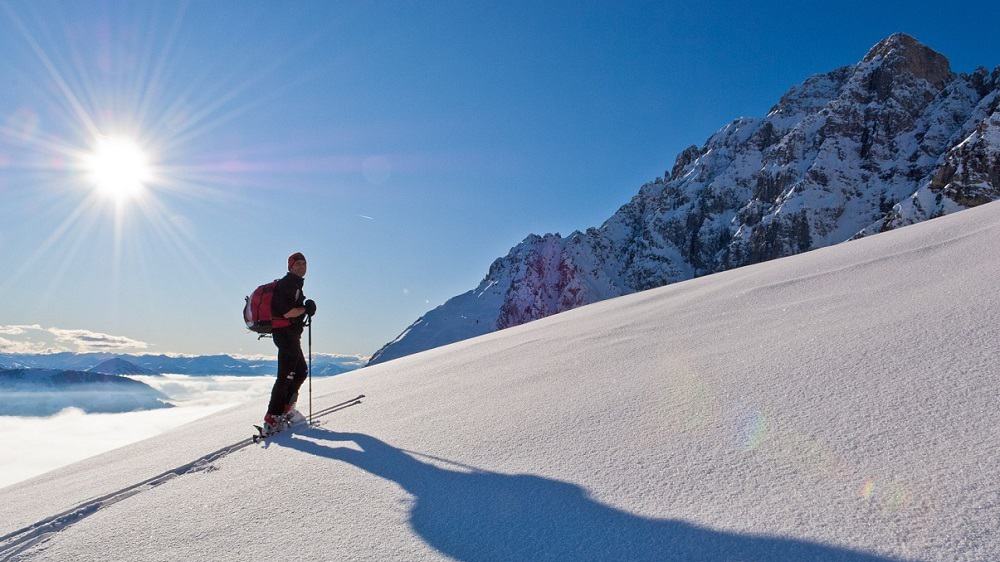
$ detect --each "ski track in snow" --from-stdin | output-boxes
[0,396,364,561]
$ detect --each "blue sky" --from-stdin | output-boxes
[0,0,997,358]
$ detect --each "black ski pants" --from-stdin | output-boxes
[267,328,308,416]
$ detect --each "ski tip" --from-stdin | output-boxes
[252,425,268,443]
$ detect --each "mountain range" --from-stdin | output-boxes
[369,33,1000,365]
[0,352,366,376]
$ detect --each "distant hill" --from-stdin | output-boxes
[87,358,157,376]
[0,368,172,416]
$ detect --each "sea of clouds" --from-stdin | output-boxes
[0,374,276,489]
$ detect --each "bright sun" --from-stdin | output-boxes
[83,136,152,200]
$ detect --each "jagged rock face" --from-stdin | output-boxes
[860,66,1000,234]
[369,34,1000,366]
[862,33,952,92]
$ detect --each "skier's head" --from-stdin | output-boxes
[288,252,307,277]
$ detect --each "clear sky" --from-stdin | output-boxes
[0,0,997,358]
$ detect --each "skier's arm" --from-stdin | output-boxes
[271,278,305,320]
[285,290,308,318]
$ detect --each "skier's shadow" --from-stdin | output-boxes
[282,428,907,562]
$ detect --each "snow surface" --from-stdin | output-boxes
[3,203,1000,561]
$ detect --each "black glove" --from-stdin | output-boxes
[304,299,316,317]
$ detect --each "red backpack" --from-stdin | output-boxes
[244,281,291,334]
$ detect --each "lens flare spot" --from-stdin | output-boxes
[885,483,911,511]
[859,479,875,499]
[6,107,39,141]
[739,410,768,450]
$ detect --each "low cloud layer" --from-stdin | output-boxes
[0,374,275,489]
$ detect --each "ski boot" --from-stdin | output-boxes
[262,413,287,436]
[283,393,305,424]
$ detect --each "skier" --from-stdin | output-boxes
[263,251,316,434]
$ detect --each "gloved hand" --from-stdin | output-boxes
[304,299,317,317]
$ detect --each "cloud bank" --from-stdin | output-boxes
[0,374,275,489]
[48,327,149,351]
[0,324,42,335]
[0,324,149,353]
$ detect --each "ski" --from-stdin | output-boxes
[310,394,365,419]
[251,394,365,443]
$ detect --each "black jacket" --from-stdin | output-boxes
[271,272,306,335]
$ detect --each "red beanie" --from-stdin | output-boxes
[288,252,306,270]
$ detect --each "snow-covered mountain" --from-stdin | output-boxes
[369,33,1000,365]
[2,199,998,560]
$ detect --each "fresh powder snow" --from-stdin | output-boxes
[2,201,999,560]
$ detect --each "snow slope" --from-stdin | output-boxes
[3,202,1000,561]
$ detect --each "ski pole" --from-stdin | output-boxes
[308,314,313,425]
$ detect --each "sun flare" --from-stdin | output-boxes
[83,136,152,200]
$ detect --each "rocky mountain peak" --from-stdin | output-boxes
[861,33,951,88]
[369,35,1000,367]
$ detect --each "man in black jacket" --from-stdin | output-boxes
[263,251,316,433]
